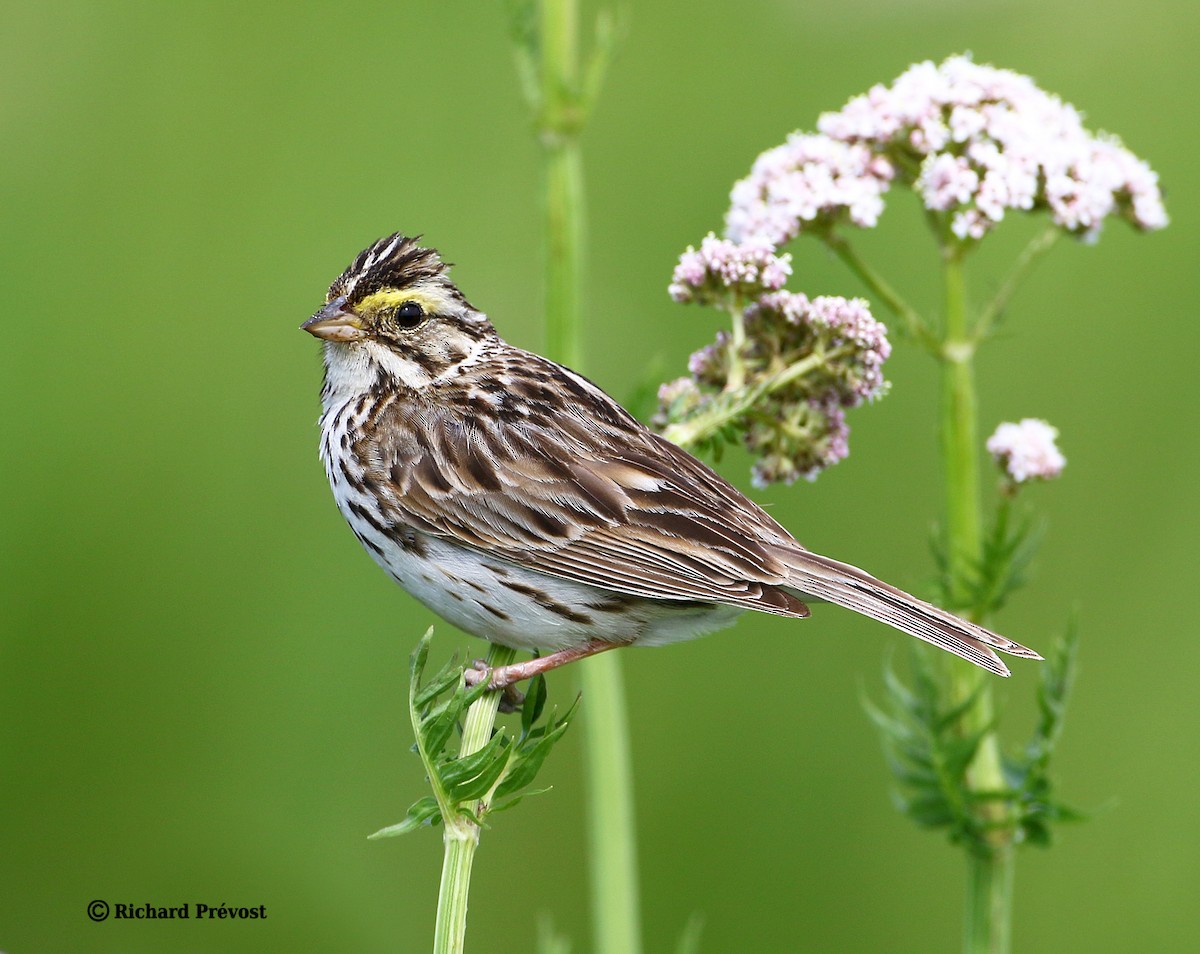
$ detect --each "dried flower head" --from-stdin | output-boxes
[986,418,1066,483]
[727,55,1167,245]
[752,292,892,407]
[747,397,851,488]
[658,291,890,485]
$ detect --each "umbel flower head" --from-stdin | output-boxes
[727,54,1167,245]
[986,418,1066,483]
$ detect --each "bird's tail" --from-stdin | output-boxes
[774,548,1041,676]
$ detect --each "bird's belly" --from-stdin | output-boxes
[333,486,740,652]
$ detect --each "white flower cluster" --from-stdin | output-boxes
[986,418,1066,483]
[669,233,792,303]
[726,55,1167,244]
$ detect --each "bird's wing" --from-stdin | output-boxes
[361,376,811,618]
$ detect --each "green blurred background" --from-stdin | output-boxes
[2,1,1196,951]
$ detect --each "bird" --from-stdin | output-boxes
[302,233,1040,691]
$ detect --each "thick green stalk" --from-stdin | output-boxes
[939,251,1013,954]
[540,0,583,367]
[939,248,982,602]
[543,138,584,364]
[432,644,517,954]
[536,3,642,952]
[581,651,643,954]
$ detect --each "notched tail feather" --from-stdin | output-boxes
[774,548,1042,677]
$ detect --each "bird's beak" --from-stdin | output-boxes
[301,296,367,342]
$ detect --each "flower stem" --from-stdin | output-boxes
[939,249,1013,954]
[432,644,517,954]
[940,249,981,606]
[534,3,642,952]
[822,231,938,353]
[974,227,1060,345]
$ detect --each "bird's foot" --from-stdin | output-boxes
[465,660,525,712]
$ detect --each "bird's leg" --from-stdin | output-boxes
[465,638,623,694]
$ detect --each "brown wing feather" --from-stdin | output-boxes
[357,352,810,617]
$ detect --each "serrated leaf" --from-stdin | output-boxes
[936,680,988,733]
[368,795,441,840]
[422,692,470,758]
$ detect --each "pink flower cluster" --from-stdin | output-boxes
[726,55,1167,244]
[725,135,894,245]
[986,418,1066,483]
[669,233,792,304]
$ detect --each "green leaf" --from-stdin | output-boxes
[489,786,552,815]
[521,673,548,737]
[421,696,465,760]
[448,740,513,803]
[439,731,509,791]
[409,627,434,688]
[493,698,578,800]
[367,795,441,840]
[413,655,464,711]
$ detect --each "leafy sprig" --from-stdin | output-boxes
[370,629,577,841]
[867,620,1082,854]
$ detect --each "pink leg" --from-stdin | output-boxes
[464,639,624,691]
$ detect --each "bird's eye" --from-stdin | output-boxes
[395,301,425,329]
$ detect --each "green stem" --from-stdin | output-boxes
[939,250,1013,954]
[822,231,938,353]
[432,644,517,954]
[940,250,981,606]
[543,139,584,365]
[974,227,1060,345]
[534,4,641,952]
[964,844,1015,954]
[579,652,643,954]
[540,0,584,367]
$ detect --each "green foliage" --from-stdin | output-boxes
[930,497,1043,618]
[867,620,1083,854]
[369,630,577,840]
[505,0,624,130]
[1004,618,1087,847]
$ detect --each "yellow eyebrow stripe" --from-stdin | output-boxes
[355,289,440,314]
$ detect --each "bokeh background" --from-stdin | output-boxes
[3,1,1197,951]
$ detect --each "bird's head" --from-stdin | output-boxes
[302,234,495,391]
